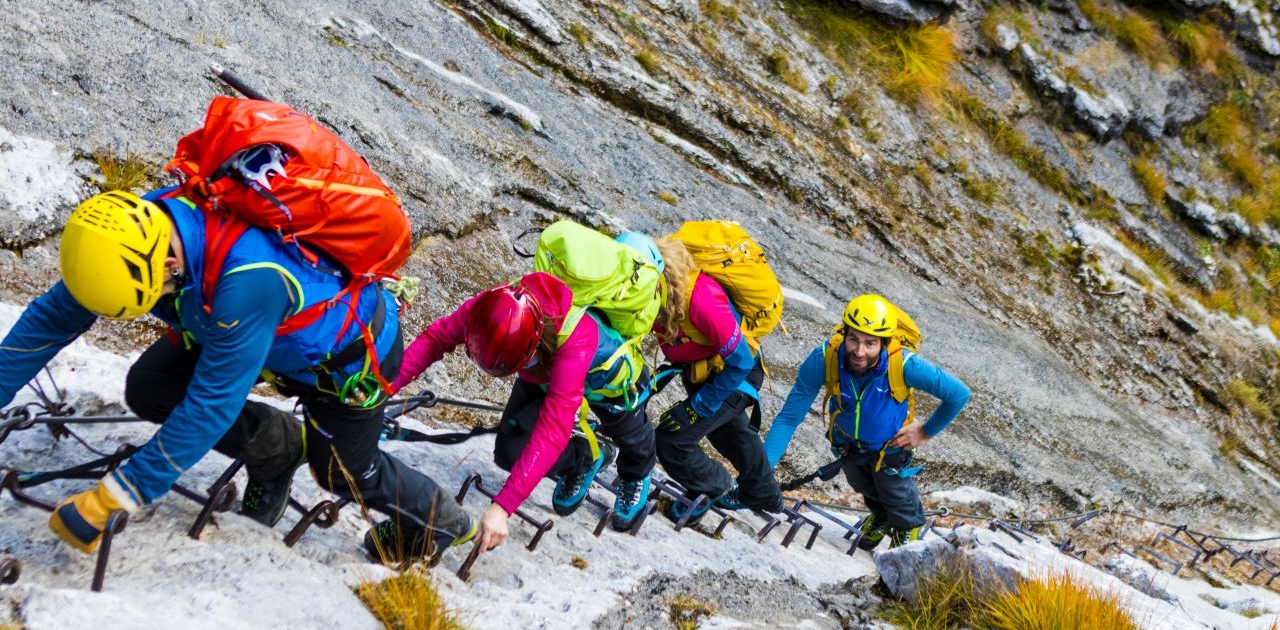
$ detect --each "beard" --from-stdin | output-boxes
[843,352,877,376]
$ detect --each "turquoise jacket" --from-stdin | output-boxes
[0,188,399,505]
[763,343,970,468]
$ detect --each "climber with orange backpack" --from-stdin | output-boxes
[762,294,970,550]
[0,95,475,565]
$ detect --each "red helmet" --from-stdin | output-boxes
[465,283,545,377]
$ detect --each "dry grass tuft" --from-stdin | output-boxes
[356,570,470,630]
[1166,18,1232,74]
[885,24,956,105]
[1130,155,1167,208]
[765,48,810,92]
[884,559,1142,630]
[635,47,663,75]
[1077,0,1171,66]
[882,557,980,630]
[95,147,156,193]
[702,0,740,25]
[982,572,1141,630]
[788,1,954,107]
[980,4,1038,49]
[1114,230,1174,285]
[670,595,716,630]
[567,22,592,47]
[1227,378,1274,423]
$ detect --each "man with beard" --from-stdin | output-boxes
[762,294,969,550]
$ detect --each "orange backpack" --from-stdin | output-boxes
[166,96,411,336]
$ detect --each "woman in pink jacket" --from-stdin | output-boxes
[391,271,656,553]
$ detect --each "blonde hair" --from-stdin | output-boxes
[654,236,695,342]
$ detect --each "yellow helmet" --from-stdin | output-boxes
[842,294,896,338]
[60,191,172,320]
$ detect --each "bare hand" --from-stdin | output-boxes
[476,503,510,553]
[888,423,930,449]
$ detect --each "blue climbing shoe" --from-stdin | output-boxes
[552,441,616,516]
[611,474,651,531]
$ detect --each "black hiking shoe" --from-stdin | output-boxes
[552,441,616,517]
[611,474,651,531]
[238,453,305,527]
[363,517,478,566]
[856,515,889,551]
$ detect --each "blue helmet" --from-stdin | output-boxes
[616,232,665,273]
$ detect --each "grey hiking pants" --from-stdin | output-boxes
[125,333,472,544]
[841,448,924,530]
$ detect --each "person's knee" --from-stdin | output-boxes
[123,375,166,422]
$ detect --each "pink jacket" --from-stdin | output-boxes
[653,272,742,363]
[392,272,597,514]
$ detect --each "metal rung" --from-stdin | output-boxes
[793,500,864,555]
[1136,544,1183,575]
[91,510,129,592]
[454,473,553,582]
[284,498,352,547]
[649,477,733,536]
[454,473,553,552]
[777,507,822,550]
[0,469,56,511]
[185,460,243,540]
[1151,532,1202,566]
[1100,541,1137,558]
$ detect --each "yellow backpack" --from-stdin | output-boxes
[670,220,785,353]
[822,300,922,430]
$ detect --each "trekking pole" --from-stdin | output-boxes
[209,62,269,101]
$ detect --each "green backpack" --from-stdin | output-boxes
[533,220,666,339]
[533,220,666,410]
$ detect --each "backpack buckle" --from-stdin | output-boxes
[216,143,290,191]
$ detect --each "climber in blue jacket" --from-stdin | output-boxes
[763,294,969,550]
[0,189,473,562]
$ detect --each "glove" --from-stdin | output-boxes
[657,399,699,434]
[49,478,135,553]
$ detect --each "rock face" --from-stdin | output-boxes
[0,0,1278,535]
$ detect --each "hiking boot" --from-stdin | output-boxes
[363,517,478,566]
[856,515,889,551]
[889,526,923,548]
[238,453,305,528]
[667,494,715,526]
[611,474,651,531]
[552,441,616,517]
[713,484,749,511]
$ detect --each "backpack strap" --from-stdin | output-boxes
[821,332,843,444]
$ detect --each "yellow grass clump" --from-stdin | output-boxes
[1130,155,1167,208]
[1077,0,1171,66]
[1227,378,1274,423]
[886,24,956,105]
[1166,18,1232,74]
[356,570,470,630]
[95,147,155,193]
[982,572,1140,630]
[788,1,954,107]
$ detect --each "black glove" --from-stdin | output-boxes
[658,399,699,434]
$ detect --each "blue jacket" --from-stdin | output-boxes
[763,343,970,468]
[0,189,399,505]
